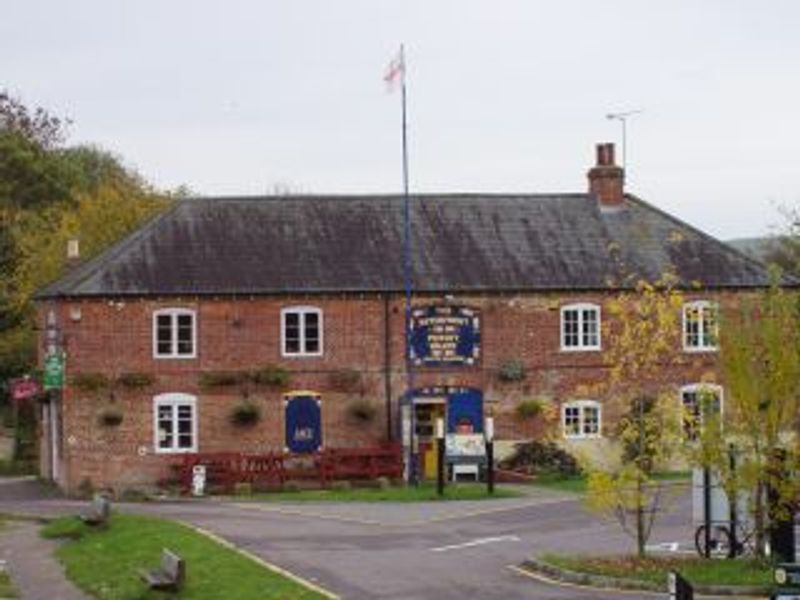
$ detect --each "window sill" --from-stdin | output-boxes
[154,447,197,454]
[563,434,602,440]
[153,354,197,360]
[559,346,602,353]
[682,347,718,354]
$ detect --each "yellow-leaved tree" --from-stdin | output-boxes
[584,274,686,557]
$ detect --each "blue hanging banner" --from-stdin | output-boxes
[409,306,481,366]
[285,394,322,453]
[446,388,484,434]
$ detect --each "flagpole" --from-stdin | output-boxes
[399,44,418,486]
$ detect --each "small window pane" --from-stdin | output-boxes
[583,406,599,435]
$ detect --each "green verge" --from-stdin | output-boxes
[530,471,690,495]
[248,482,520,502]
[0,572,18,598]
[541,554,772,587]
[41,513,326,600]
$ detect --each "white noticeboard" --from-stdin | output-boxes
[445,434,486,458]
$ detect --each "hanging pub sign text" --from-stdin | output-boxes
[409,306,480,366]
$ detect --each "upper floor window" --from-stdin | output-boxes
[154,393,197,453]
[281,306,323,357]
[680,384,723,441]
[153,309,196,359]
[561,303,601,351]
[683,301,718,352]
[562,400,602,439]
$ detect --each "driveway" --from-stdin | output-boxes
[1,479,700,599]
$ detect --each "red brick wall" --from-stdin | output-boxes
[38,290,728,492]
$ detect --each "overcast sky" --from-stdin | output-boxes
[3,1,799,240]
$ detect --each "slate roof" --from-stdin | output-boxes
[37,193,779,298]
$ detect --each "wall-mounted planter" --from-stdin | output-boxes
[98,408,123,427]
[497,359,526,383]
[229,401,261,427]
[346,398,376,424]
[250,365,289,388]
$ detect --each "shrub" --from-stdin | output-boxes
[98,408,123,427]
[331,480,351,492]
[328,369,361,392]
[500,441,581,477]
[497,359,526,382]
[229,401,261,427]
[346,399,376,423]
[71,372,111,392]
[115,372,154,389]
[250,365,290,388]
[515,398,544,420]
[199,371,246,389]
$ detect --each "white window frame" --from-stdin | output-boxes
[561,400,602,439]
[682,300,718,352]
[680,384,723,440]
[152,308,197,359]
[560,303,602,351]
[281,306,323,357]
[153,393,198,454]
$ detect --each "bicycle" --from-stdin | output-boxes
[694,520,756,558]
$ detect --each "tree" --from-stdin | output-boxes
[692,274,800,556]
[584,275,686,557]
[0,91,170,384]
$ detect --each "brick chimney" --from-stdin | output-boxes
[587,142,624,210]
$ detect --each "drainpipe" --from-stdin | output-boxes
[383,293,393,441]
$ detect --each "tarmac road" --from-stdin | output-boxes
[1,479,698,599]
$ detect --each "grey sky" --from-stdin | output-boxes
[3,1,799,239]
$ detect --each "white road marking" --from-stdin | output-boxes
[429,535,520,552]
[645,541,680,552]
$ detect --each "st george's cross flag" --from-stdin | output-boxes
[384,47,405,92]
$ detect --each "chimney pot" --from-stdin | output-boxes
[588,142,624,209]
[66,238,80,262]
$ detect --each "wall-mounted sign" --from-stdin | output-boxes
[43,353,65,391]
[285,393,322,454]
[10,378,42,402]
[409,306,480,366]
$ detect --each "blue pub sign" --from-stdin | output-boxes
[284,393,322,453]
[409,306,481,366]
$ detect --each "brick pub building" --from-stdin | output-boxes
[36,144,773,493]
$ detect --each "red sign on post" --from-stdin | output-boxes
[10,378,42,403]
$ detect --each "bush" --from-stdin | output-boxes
[515,398,544,420]
[250,365,289,388]
[497,359,526,382]
[331,480,351,492]
[500,441,581,477]
[346,399,376,423]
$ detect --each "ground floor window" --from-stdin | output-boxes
[562,400,601,439]
[154,393,197,453]
[680,384,722,441]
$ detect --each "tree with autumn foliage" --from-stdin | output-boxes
[689,273,800,558]
[0,91,171,383]
[584,274,686,557]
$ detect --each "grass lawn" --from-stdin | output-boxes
[41,513,326,599]
[531,471,690,495]
[541,553,772,587]
[0,572,17,598]
[248,482,521,502]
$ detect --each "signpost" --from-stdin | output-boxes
[485,417,495,495]
[435,418,445,496]
[668,571,694,600]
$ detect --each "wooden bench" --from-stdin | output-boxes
[78,494,110,527]
[139,549,185,592]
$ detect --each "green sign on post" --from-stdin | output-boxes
[43,352,65,390]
